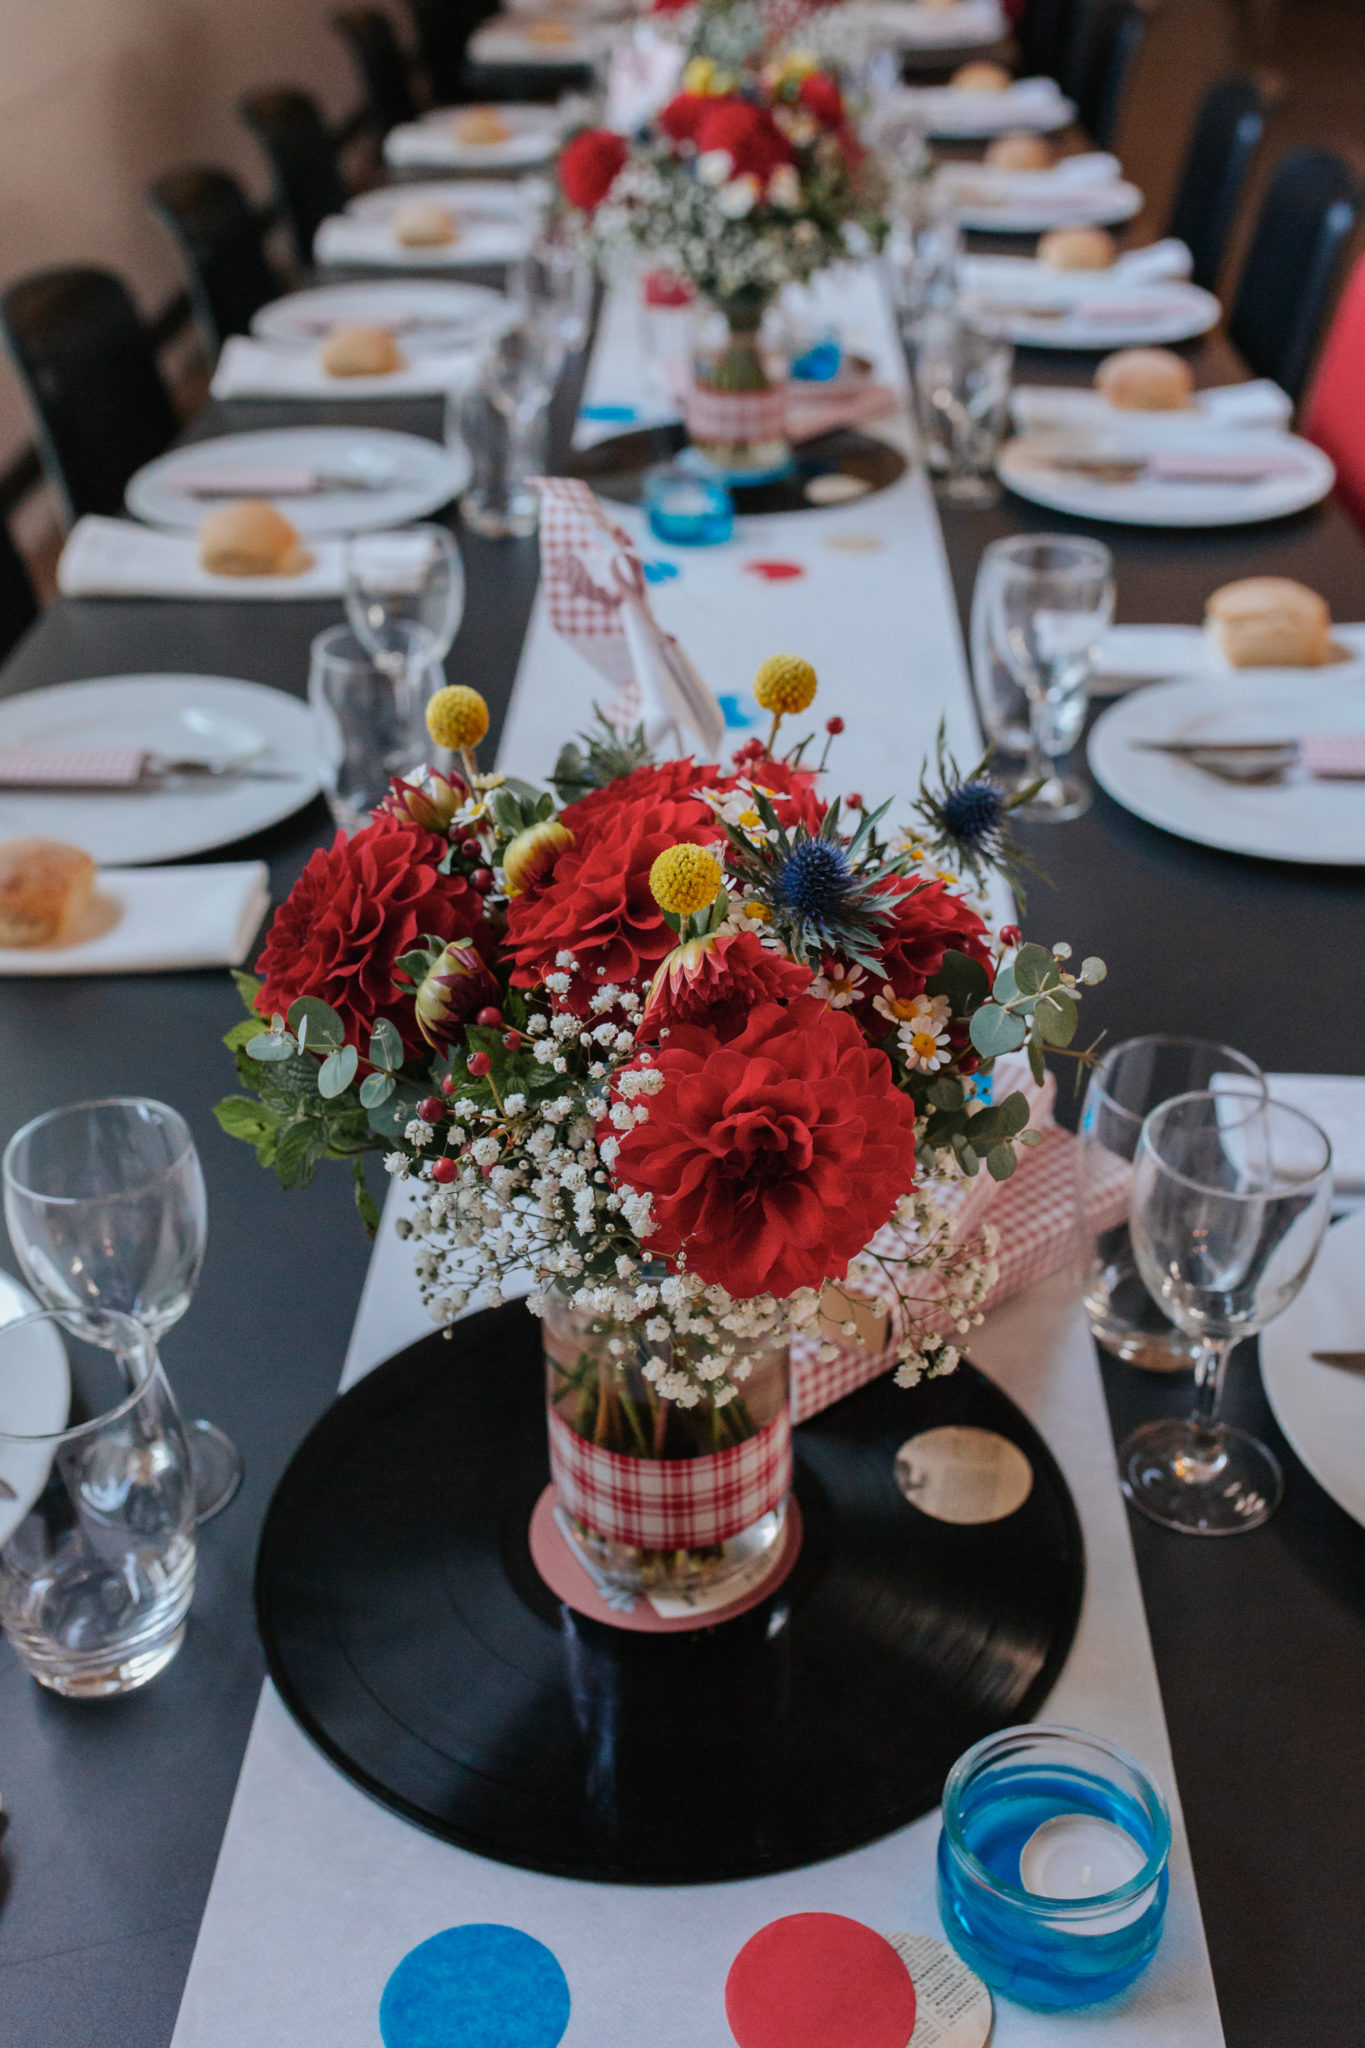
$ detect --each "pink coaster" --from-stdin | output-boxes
[528,1485,802,1633]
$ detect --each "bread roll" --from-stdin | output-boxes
[1095,347,1195,411]
[528,17,573,40]
[453,106,510,145]
[985,132,1054,170]
[320,324,407,377]
[951,60,1012,90]
[1205,578,1335,668]
[0,838,96,947]
[390,200,458,249]
[1038,225,1118,271]
[198,500,311,578]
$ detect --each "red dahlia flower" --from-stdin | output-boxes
[558,128,628,212]
[657,92,714,145]
[870,877,994,1004]
[694,99,794,180]
[609,997,918,1298]
[724,744,825,833]
[798,73,845,128]
[255,819,489,1056]
[639,929,812,1041]
[560,756,713,831]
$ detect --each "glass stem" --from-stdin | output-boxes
[1188,1338,1234,1450]
[1024,687,1052,793]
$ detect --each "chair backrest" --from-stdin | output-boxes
[1228,147,1362,400]
[1302,253,1365,531]
[400,0,490,104]
[1166,75,1265,293]
[0,519,38,666]
[1074,0,1146,150]
[238,87,347,270]
[0,268,178,524]
[1017,0,1083,81]
[332,8,419,134]
[147,167,282,357]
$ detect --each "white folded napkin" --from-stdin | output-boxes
[385,117,558,169]
[58,517,345,600]
[210,335,479,402]
[0,862,270,976]
[1268,1075,1365,1206]
[1012,379,1293,436]
[313,213,529,271]
[471,19,598,62]
[1113,237,1193,283]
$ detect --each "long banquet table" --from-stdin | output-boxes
[1,275,1364,2047]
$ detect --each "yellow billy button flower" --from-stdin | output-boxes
[426,685,490,777]
[753,653,817,753]
[502,818,574,897]
[649,843,723,918]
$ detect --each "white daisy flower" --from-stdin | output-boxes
[810,960,866,1009]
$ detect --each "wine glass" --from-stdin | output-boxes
[1122,1090,1333,1534]
[912,310,1014,507]
[975,534,1114,822]
[344,524,464,687]
[512,228,593,354]
[2,1098,243,1522]
[465,322,565,538]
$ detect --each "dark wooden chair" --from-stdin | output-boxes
[1072,0,1147,150]
[1165,75,1266,293]
[1228,148,1362,400]
[147,167,283,359]
[400,0,494,105]
[1016,0,1083,83]
[0,519,38,664]
[238,87,348,271]
[0,268,178,525]
[331,8,420,134]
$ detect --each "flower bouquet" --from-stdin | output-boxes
[218,663,1102,1604]
[558,23,887,481]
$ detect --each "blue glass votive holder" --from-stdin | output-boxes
[642,464,734,547]
[937,1725,1171,2010]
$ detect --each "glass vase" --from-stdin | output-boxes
[542,1286,791,1606]
[685,289,792,486]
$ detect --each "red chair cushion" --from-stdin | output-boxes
[1303,253,1365,531]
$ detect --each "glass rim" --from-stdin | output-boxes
[941,1722,1172,1911]
[1088,1035,1266,1129]
[2,1096,198,1208]
[1139,1088,1333,1195]
[310,618,435,668]
[981,531,1113,574]
[0,1306,157,1444]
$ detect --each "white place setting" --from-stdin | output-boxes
[889,75,1076,137]
[998,426,1335,527]
[0,861,271,976]
[940,153,1144,233]
[314,179,543,271]
[865,0,1008,51]
[1012,377,1293,437]
[56,516,348,599]
[209,336,481,402]
[384,103,564,173]
[251,278,508,351]
[468,13,607,65]
[1263,1190,1365,1531]
[124,426,471,538]
[0,673,319,865]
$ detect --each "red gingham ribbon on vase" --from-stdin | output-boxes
[685,384,789,446]
[547,1404,792,1550]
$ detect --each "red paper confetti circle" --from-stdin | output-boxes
[725,1913,917,2048]
[743,558,806,580]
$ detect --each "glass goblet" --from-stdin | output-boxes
[344,524,465,684]
[1122,1089,1333,1534]
[2,1098,242,1522]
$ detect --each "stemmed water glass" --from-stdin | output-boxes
[974,534,1114,822]
[2,1098,243,1522]
[343,523,464,686]
[1122,1090,1334,1534]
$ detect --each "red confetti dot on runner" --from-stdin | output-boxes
[743,559,806,581]
[725,1913,916,2048]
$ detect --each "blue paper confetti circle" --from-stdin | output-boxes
[380,1924,571,2048]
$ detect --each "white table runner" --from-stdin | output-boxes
[169,262,1225,2048]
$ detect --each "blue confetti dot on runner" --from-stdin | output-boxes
[580,404,638,423]
[718,693,757,730]
[380,1924,571,2048]
[642,559,680,583]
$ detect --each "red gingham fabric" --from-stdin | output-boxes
[533,477,644,728]
[0,746,146,788]
[686,385,789,445]
[548,1403,792,1548]
[1302,730,1365,779]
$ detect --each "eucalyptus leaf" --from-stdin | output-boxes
[245,1032,295,1062]
[986,1144,1017,1183]
[1028,1037,1047,1086]
[990,962,1018,1005]
[359,1071,397,1109]
[287,996,345,1050]
[370,1018,404,1072]
[1012,943,1054,996]
[969,1005,1028,1058]
[1033,987,1078,1047]
[317,1045,360,1098]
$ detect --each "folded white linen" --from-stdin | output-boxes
[469,19,602,63]
[210,335,480,402]
[384,115,560,171]
[964,241,1192,306]
[1012,379,1293,435]
[1114,237,1194,283]
[58,517,346,600]
[0,861,271,975]
[312,213,530,271]
[869,0,1006,46]
[903,75,1073,125]
[1267,1075,1365,1202]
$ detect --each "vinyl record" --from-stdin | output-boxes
[568,423,907,516]
[256,1303,1083,1884]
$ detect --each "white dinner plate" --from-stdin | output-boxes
[252,278,507,350]
[974,281,1220,349]
[999,430,1334,527]
[866,0,1007,49]
[469,15,604,63]
[384,104,563,171]
[945,179,1144,233]
[0,1269,68,1551]
[314,214,531,270]
[1087,670,1365,864]
[0,675,319,865]
[126,428,470,538]
[898,84,1075,137]
[1262,1206,1365,1530]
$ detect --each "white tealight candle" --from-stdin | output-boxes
[1019,1814,1148,1910]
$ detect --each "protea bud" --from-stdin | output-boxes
[379,768,469,834]
[502,819,574,897]
[414,939,497,1050]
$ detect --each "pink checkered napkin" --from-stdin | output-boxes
[533,477,644,729]
[0,747,146,788]
[1301,731,1365,779]
[547,1405,792,1550]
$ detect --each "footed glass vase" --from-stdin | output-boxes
[685,290,792,486]
[542,1286,791,1607]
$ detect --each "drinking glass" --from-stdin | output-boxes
[344,525,464,682]
[0,1308,196,1695]
[513,228,593,354]
[1122,1090,1333,1534]
[3,1098,241,1522]
[886,194,961,337]
[1080,1038,1265,1372]
[308,621,439,833]
[912,310,1013,507]
[461,324,564,538]
[974,534,1114,821]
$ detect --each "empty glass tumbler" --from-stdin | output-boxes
[0,1308,196,1696]
[308,621,440,833]
[913,311,1013,506]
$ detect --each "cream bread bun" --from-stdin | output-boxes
[198,500,311,578]
[1037,224,1118,271]
[320,324,406,377]
[951,60,1012,91]
[1205,577,1335,668]
[1094,347,1195,411]
[985,132,1054,170]
[0,839,96,947]
[390,200,459,248]
[453,106,511,145]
